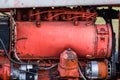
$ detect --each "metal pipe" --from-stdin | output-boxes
[118,11,120,61]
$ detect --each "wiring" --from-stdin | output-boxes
[14,52,22,63]
[0,38,59,71]
[0,38,31,65]
[2,63,59,78]
[36,63,58,70]
[0,38,85,79]
[78,62,87,80]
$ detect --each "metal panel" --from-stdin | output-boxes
[0,17,10,51]
[0,0,120,8]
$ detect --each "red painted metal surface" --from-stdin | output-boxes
[15,21,112,59]
[0,56,10,80]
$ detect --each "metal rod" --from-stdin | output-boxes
[119,11,120,62]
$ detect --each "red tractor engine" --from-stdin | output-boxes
[0,7,119,80]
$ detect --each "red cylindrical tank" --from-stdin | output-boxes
[15,21,112,59]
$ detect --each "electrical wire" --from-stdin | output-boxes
[0,38,58,70]
[78,62,87,80]
[0,38,31,65]
[0,37,86,79]
[14,52,22,62]
[36,63,58,70]
[2,63,59,78]
[78,67,87,80]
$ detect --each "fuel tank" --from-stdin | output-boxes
[15,21,112,59]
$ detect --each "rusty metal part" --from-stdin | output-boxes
[38,70,51,80]
[86,61,108,79]
[0,56,10,80]
[95,24,112,58]
[98,62,108,78]
[0,0,120,8]
[15,21,112,59]
[15,9,96,21]
[58,49,79,78]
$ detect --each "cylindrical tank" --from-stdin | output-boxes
[15,21,112,59]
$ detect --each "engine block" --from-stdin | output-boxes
[0,6,119,80]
